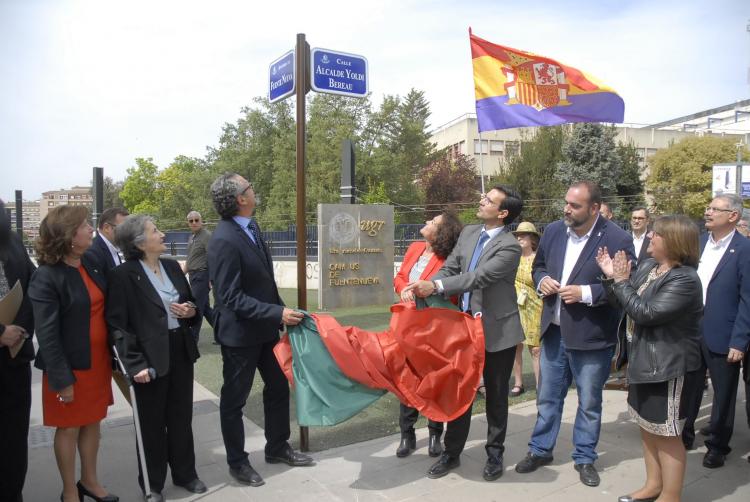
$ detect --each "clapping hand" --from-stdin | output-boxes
[611,250,631,283]
[596,247,614,278]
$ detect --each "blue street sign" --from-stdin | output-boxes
[269,50,295,103]
[310,48,368,98]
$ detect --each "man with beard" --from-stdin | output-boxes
[0,199,36,501]
[514,181,634,488]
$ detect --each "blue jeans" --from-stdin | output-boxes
[528,325,614,464]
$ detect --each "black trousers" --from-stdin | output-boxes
[220,340,290,468]
[0,358,31,502]
[399,403,443,436]
[188,270,213,341]
[133,329,197,492]
[443,346,516,459]
[682,342,741,455]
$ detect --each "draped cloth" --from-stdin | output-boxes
[274,298,485,426]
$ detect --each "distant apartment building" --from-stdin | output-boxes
[7,199,41,240]
[431,99,750,178]
[40,185,93,222]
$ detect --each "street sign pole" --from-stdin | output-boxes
[295,33,311,452]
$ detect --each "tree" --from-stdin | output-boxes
[119,158,159,214]
[502,126,567,222]
[613,141,645,218]
[418,153,477,217]
[555,123,621,196]
[646,136,748,218]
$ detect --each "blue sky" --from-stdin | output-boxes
[1,0,748,200]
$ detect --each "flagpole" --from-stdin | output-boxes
[478,130,486,193]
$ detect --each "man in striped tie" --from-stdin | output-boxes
[404,185,524,482]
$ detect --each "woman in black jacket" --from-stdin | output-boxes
[29,206,118,502]
[597,215,703,502]
[106,214,204,501]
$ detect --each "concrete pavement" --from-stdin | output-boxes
[25,366,749,502]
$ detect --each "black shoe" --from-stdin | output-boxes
[229,465,265,487]
[483,456,504,481]
[175,478,207,494]
[617,495,659,502]
[427,453,460,479]
[396,434,416,458]
[515,452,553,473]
[702,451,726,469]
[509,385,525,397]
[265,445,314,466]
[428,434,442,458]
[699,426,712,436]
[683,439,695,450]
[77,482,119,502]
[574,463,600,487]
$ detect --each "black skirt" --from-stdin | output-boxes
[627,369,702,437]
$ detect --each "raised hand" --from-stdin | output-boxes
[611,250,631,282]
[596,247,614,278]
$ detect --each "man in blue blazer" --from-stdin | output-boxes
[207,173,312,487]
[682,194,750,468]
[515,181,634,487]
[84,207,128,280]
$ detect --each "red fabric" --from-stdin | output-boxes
[393,241,446,294]
[311,303,485,422]
[274,334,294,387]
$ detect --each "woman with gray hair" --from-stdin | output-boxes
[106,215,206,501]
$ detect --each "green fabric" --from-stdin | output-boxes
[287,314,385,426]
[416,295,459,310]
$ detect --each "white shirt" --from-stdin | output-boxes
[434,225,504,293]
[100,233,122,265]
[697,230,735,305]
[632,232,646,259]
[537,219,598,325]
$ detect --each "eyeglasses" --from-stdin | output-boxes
[238,183,254,196]
[480,194,498,206]
[705,206,735,214]
[187,219,200,223]
[631,216,646,221]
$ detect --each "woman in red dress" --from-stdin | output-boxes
[29,206,118,502]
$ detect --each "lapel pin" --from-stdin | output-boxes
[597,232,601,237]
[730,249,735,253]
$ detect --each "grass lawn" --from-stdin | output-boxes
[193,289,539,452]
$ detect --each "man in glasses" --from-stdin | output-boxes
[208,173,311,488]
[84,207,129,279]
[682,194,750,467]
[185,211,214,342]
[630,207,651,264]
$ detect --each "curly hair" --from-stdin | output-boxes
[211,173,243,219]
[35,205,89,265]
[431,210,463,259]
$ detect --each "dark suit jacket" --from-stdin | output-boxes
[636,235,651,264]
[28,255,107,390]
[532,217,635,350]
[84,235,120,282]
[106,258,200,377]
[0,232,36,364]
[208,218,284,347]
[433,225,524,353]
[700,231,750,354]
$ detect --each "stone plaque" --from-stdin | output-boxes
[318,204,394,310]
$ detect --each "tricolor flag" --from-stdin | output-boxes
[470,29,624,131]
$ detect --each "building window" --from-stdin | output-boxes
[473,139,489,154]
[505,141,520,159]
[490,141,504,155]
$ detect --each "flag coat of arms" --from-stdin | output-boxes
[470,30,624,131]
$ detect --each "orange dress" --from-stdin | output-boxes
[42,266,113,427]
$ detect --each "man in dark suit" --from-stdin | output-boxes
[0,199,36,502]
[405,185,524,482]
[514,181,634,488]
[84,207,129,279]
[630,207,651,264]
[682,194,750,468]
[207,173,312,487]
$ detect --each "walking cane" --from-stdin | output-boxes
[112,344,155,501]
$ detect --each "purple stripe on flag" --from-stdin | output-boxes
[475,93,624,132]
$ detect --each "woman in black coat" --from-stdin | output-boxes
[106,214,205,502]
[597,215,703,502]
